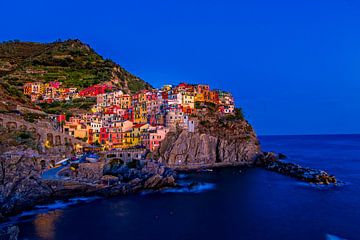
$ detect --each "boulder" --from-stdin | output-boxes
[144,174,163,189]
[101,175,119,186]
[161,176,176,187]
[0,225,19,240]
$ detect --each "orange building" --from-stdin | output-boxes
[120,94,132,109]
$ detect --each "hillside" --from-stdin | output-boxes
[0,39,152,111]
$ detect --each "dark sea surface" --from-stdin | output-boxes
[13,135,360,239]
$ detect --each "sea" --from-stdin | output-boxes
[7,135,360,239]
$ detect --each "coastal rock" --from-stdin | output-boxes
[278,153,287,159]
[0,225,19,240]
[156,117,261,170]
[128,178,142,187]
[256,152,337,184]
[70,162,104,182]
[161,176,176,187]
[142,161,166,175]
[101,175,119,186]
[144,174,163,188]
[0,150,53,217]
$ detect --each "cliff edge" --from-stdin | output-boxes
[156,113,261,170]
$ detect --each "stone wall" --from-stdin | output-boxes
[0,113,90,154]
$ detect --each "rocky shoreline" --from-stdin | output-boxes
[0,151,338,224]
[256,152,337,185]
[0,151,178,223]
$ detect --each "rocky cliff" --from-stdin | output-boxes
[0,148,53,220]
[0,146,177,220]
[156,114,261,170]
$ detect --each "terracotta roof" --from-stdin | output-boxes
[133,123,147,128]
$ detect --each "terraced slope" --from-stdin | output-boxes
[0,39,152,111]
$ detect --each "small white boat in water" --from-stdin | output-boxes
[85,157,98,163]
[54,158,70,168]
[85,153,100,163]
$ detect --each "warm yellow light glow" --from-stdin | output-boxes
[45,140,51,148]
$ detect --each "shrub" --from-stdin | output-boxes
[24,113,41,123]
[234,108,244,120]
[200,120,210,126]
[195,102,202,109]
[224,108,244,121]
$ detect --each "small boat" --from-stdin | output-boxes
[54,158,70,168]
[85,153,100,163]
[199,168,213,172]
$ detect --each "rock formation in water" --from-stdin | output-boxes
[256,152,337,184]
[156,113,261,170]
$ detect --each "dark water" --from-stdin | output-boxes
[13,135,360,239]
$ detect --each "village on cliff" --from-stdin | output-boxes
[23,81,236,154]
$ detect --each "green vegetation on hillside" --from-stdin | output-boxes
[38,98,96,114]
[0,127,38,151]
[224,108,244,121]
[0,39,152,111]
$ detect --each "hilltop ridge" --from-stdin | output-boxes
[0,39,152,111]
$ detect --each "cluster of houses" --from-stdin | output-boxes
[23,81,112,103]
[25,82,235,152]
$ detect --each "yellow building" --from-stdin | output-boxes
[133,103,147,124]
[132,123,150,146]
[181,92,195,109]
[64,122,88,140]
[122,130,136,148]
[74,124,88,139]
[195,93,205,102]
[162,85,172,91]
[23,82,45,96]
[120,94,132,109]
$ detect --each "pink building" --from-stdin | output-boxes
[148,127,170,152]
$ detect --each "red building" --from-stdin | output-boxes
[104,105,122,115]
[161,91,169,100]
[146,92,158,101]
[100,127,109,145]
[57,114,66,122]
[88,129,95,144]
[182,106,196,114]
[49,81,61,89]
[176,83,194,93]
[79,84,112,97]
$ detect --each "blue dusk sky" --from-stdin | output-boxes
[1,0,360,135]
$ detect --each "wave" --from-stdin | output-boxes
[326,234,347,240]
[177,173,189,179]
[162,182,216,194]
[7,196,101,223]
[295,181,346,189]
[34,197,100,211]
[139,182,216,196]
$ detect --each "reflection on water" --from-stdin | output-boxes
[110,201,130,217]
[34,210,63,239]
